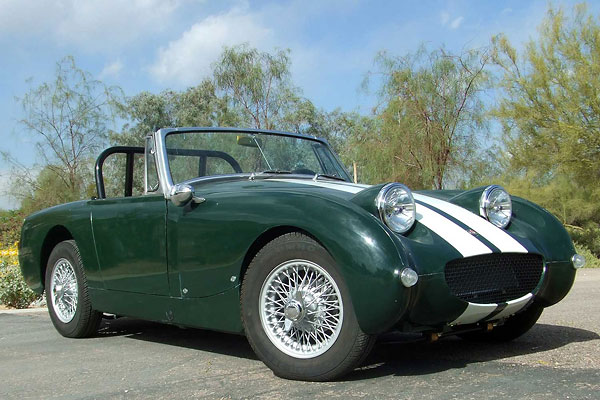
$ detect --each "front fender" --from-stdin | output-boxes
[292,196,412,334]
[19,201,101,294]
[173,188,413,334]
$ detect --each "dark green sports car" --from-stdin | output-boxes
[19,127,585,381]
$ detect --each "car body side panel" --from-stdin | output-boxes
[88,286,244,334]
[89,195,169,295]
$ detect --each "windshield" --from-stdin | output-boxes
[164,130,350,184]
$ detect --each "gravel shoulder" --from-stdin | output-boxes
[0,269,598,399]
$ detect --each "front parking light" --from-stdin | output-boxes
[399,268,419,287]
[572,254,586,269]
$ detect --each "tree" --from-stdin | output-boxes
[214,44,300,130]
[115,80,239,147]
[5,56,120,211]
[493,4,600,187]
[359,46,490,188]
[492,3,600,247]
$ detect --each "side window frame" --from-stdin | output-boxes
[145,135,161,194]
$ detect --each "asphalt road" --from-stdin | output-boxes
[1,269,599,400]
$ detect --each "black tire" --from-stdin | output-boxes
[45,240,101,338]
[460,304,544,342]
[241,232,375,381]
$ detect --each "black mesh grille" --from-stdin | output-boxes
[445,253,544,304]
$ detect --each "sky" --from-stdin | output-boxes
[0,0,596,209]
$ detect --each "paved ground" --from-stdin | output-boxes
[1,269,599,399]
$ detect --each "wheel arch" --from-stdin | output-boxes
[39,225,74,290]
[239,225,323,286]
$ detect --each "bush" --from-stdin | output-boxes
[568,223,600,258]
[0,241,41,309]
[574,241,600,269]
[0,262,41,308]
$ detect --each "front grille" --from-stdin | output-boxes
[445,253,544,304]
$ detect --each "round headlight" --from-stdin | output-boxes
[376,183,416,234]
[479,185,512,228]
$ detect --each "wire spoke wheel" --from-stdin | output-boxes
[259,259,343,358]
[50,258,79,323]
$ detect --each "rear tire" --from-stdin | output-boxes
[45,240,101,338]
[460,304,543,342]
[241,233,375,381]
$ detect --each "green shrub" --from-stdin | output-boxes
[568,223,600,258]
[574,241,600,269]
[0,262,41,308]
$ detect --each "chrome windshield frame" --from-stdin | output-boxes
[153,127,352,200]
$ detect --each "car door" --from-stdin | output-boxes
[90,194,169,295]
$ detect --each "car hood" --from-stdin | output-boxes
[191,176,572,263]
[254,178,552,259]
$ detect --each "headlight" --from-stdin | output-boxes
[479,185,512,228]
[376,183,416,234]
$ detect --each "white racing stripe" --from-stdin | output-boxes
[270,179,367,194]
[415,205,492,257]
[486,293,532,321]
[270,178,493,257]
[450,303,498,325]
[413,193,527,253]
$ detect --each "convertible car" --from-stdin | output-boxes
[19,127,584,381]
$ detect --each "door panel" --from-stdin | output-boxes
[90,195,168,295]
[166,196,260,298]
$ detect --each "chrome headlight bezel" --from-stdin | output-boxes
[375,183,416,234]
[479,185,512,228]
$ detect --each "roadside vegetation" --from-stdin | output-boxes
[1,3,598,308]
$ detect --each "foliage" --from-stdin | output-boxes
[0,242,41,308]
[0,210,24,244]
[4,56,121,215]
[114,80,239,147]
[569,222,600,258]
[492,4,600,186]
[359,46,490,188]
[214,44,300,130]
[492,3,600,255]
[574,241,600,268]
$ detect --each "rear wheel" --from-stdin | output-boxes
[241,233,375,381]
[460,304,543,342]
[45,240,101,338]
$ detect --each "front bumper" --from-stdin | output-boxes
[398,257,576,331]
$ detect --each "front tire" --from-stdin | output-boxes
[45,240,101,338]
[241,233,375,381]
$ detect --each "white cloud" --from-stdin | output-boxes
[440,12,450,26]
[150,6,272,86]
[99,60,124,78]
[440,11,463,30]
[450,16,464,29]
[0,0,181,51]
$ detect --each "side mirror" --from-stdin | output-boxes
[170,184,205,207]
